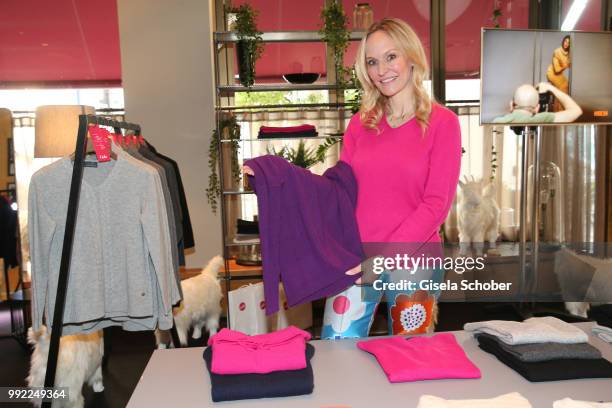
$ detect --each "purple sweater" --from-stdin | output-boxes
[245,155,364,315]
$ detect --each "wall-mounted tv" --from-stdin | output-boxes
[480,28,612,126]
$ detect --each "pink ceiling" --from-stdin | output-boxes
[0,0,603,87]
[0,0,121,86]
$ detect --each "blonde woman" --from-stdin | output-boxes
[244,18,462,338]
[321,18,462,338]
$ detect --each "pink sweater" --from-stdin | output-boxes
[340,103,462,243]
[357,333,481,382]
[207,326,312,374]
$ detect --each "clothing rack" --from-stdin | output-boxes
[42,115,181,406]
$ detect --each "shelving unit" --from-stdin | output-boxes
[212,23,361,327]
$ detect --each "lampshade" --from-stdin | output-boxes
[34,105,95,158]
[0,108,12,140]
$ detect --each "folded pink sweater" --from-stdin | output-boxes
[207,326,312,374]
[357,333,481,382]
[259,124,316,133]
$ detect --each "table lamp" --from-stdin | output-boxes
[34,105,95,158]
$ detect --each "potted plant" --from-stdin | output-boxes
[320,3,362,113]
[227,4,264,88]
[319,2,351,86]
[207,116,241,213]
[267,138,340,169]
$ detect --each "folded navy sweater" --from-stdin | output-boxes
[203,344,315,402]
[245,155,364,315]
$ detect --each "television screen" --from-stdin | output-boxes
[480,28,612,126]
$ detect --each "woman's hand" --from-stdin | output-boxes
[243,165,254,176]
[345,263,363,284]
[345,256,387,285]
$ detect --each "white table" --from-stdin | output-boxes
[128,322,612,407]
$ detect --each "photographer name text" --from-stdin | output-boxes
[373,279,513,292]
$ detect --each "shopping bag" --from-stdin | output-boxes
[228,283,268,335]
[269,284,313,331]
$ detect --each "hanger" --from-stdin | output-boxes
[111,127,126,149]
[136,133,149,151]
[110,126,134,158]
[121,130,143,152]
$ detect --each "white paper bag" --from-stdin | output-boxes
[229,283,313,334]
[228,283,268,335]
[268,284,313,331]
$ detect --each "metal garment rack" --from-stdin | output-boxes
[42,115,180,406]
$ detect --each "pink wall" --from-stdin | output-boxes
[446,0,529,78]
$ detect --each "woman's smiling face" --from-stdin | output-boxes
[365,30,412,98]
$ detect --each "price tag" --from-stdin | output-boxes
[88,126,111,162]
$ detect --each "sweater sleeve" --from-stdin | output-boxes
[140,171,180,317]
[393,112,462,243]
[245,157,283,315]
[28,176,57,331]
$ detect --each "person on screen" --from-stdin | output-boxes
[493,82,582,124]
[547,35,571,112]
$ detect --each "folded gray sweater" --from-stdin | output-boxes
[463,317,588,345]
[477,333,601,362]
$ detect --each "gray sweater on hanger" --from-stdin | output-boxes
[126,147,182,298]
[29,154,181,334]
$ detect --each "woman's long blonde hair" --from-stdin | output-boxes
[354,18,433,132]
